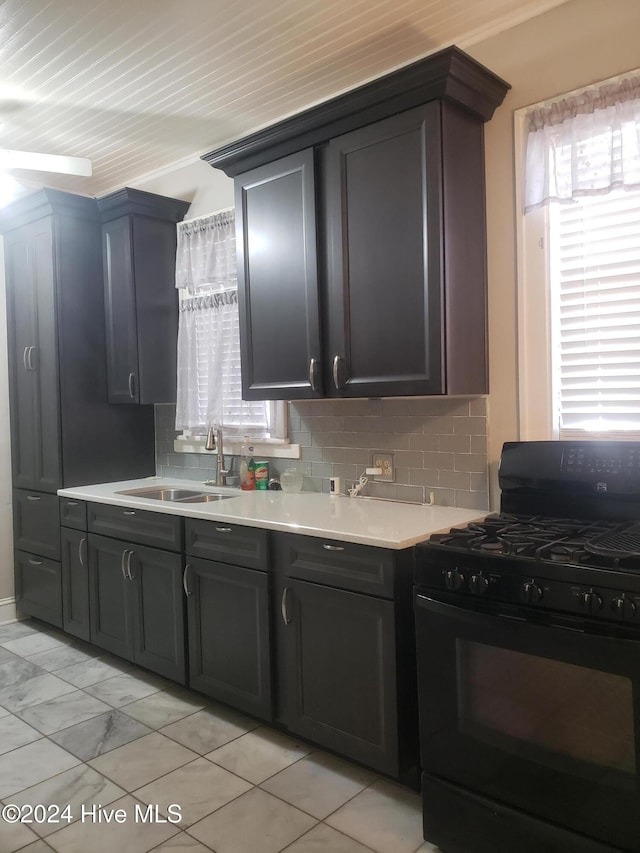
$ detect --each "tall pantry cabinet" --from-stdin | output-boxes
[1,189,157,627]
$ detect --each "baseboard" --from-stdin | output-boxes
[0,597,17,624]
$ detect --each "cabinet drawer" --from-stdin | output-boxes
[273,532,396,598]
[185,519,268,571]
[13,489,60,560]
[88,503,183,552]
[60,498,87,531]
[15,550,63,628]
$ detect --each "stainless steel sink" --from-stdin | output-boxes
[116,485,233,503]
[175,493,231,503]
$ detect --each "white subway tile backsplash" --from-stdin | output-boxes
[155,396,488,508]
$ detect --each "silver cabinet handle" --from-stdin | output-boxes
[308,357,318,392]
[123,510,136,516]
[216,527,232,534]
[66,500,79,507]
[78,537,86,567]
[28,558,43,566]
[183,563,192,596]
[27,346,36,371]
[128,372,136,400]
[323,543,345,551]
[121,549,127,579]
[281,586,292,625]
[332,355,346,390]
[126,550,134,581]
[26,494,41,501]
[23,346,30,371]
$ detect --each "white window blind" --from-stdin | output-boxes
[550,187,640,432]
[179,290,269,434]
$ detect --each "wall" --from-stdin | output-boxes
[156,396,489,510]
[0,239,12,606]
[466,0,640,505]
[141,0,640,512]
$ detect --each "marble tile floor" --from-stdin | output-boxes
[0,619,438,853]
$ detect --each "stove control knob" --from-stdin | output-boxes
[444,568,465,591]
[469,573,489,595]
[580,590,603,614]
[611,595,636,620]
[521,580,543,604]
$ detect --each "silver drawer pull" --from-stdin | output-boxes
[66,501,79,507]
[28,558,43,566]
[26,495,41,502]
[183,563,192,596]
[308,357,318,392]
[123,510,136,516]
[216,527,232,534]
[281,586,291,625]
[126,550,134,581]
[323,544,345,551]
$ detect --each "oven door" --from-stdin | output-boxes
[415,592,640,851]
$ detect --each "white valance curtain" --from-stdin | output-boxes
[175,210,269,434]
[175,210,237,290]
[524,75,640,212]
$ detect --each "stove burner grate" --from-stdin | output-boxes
[585,523,640,558]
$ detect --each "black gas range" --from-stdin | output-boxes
[420,511,640,625]
[414,441,640,853]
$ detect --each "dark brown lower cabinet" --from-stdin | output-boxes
[273,531,418,782]
[15,549,63,628]
[279,577,399,776]
[185,556,272,720]
[88,533,186,683]
[61,526,90,641]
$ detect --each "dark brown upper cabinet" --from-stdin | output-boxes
[235,150,322,399]
[97,188,190,404]
[204,46,509,400]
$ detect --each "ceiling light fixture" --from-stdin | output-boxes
[0,149,92,176]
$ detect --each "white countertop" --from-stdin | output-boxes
[58,477,484,549]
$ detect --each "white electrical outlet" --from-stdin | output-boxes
[372,452,394,482]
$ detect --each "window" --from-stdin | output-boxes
[174,210,287,446]
[549,189,640,433]
[517,72,640,440]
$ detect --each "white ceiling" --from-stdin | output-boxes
[0,0,569,198]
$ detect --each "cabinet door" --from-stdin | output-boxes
[4,220,61,490]
[102,217,140,403]
[88,533,134,660]
[130,544,186,683]
[15,550,62,628]
[61,527,90,642]
[13,490,60,560]
[280,578,399,775]
[235,149,322,400]
[186,557,272,719]
[325,104,444,397]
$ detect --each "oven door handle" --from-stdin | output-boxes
[416,593,530,626]
[415,592,638,640]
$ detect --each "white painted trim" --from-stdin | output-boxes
[0,597,17,625]
[174,437,301,459]
[514,107,554,441]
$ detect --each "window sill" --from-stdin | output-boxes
[174,436,301,459]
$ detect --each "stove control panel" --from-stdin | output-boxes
[425,559,640,624]
[561,444,640,476]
